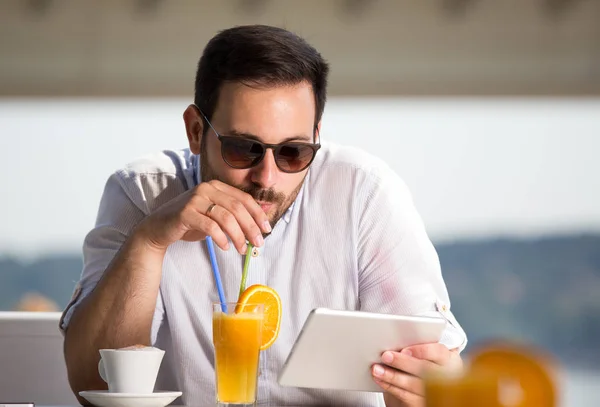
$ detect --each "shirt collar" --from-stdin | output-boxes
[282,201,294,224]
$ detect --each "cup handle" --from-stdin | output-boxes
[98,358,108,383]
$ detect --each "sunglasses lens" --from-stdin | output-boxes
[221,138,264,168]
[275,144,315,172]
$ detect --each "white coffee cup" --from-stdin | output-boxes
[98,348,165,394]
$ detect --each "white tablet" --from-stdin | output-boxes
[277,308,446,392]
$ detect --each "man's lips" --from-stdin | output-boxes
[258,202,273,212]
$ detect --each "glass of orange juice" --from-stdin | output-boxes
[213,302,264,407]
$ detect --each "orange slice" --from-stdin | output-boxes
[236,284,282,350]
[468,343,557,407]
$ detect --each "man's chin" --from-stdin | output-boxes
[266,209,279,227]
[264,206,287,232]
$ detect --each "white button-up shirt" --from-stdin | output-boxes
[61,142,467,406]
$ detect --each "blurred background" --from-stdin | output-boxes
[1,0,599,405]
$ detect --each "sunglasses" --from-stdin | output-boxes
[199,109,321,173]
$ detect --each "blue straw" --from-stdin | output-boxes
[197,155,227,313]
[206,236,227,313]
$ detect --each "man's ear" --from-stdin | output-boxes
[183,104,204,155]
[315,121,322,144]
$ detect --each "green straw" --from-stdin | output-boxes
[238,242,254,300]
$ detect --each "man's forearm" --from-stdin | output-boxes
[64,230,165,400]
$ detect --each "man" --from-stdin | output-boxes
[61,25,466,406]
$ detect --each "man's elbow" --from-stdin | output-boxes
[63,322,106,403]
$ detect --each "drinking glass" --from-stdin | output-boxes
[213,302,264,407]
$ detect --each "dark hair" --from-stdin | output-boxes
[194,25,329,130]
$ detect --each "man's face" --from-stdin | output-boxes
[193,81,318,228]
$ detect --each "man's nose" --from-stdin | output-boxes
[250,149,278,188]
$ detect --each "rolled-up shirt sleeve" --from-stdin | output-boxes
[59,170,163,335]
[357,164,467,352]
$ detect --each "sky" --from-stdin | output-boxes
[1,97,599,257]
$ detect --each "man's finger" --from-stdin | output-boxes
[207,180,272,234]
[379,350,443,378]
[372,374,424,407]
[372,364,425,396]
[197,181,265,248]
[200,204,248,254]
[183,210,230,251]
[404,343,464,373]
[403,343,452,366]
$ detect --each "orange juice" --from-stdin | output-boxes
[213,305,263,405]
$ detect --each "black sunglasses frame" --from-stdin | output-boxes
[197,107,321,173]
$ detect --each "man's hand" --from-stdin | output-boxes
[371,343,463,407]
[137,179,272,255]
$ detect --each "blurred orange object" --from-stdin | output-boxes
[425,342,558,407]
[13,292,59,312]
[470,342,557,407]
[425,370,500,407]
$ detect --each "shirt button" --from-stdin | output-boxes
[252,247,259,257]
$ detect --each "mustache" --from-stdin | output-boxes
[240,185,286,204]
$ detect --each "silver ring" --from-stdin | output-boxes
[205,203,217,217]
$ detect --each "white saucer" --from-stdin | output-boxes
[79,390,182,407]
